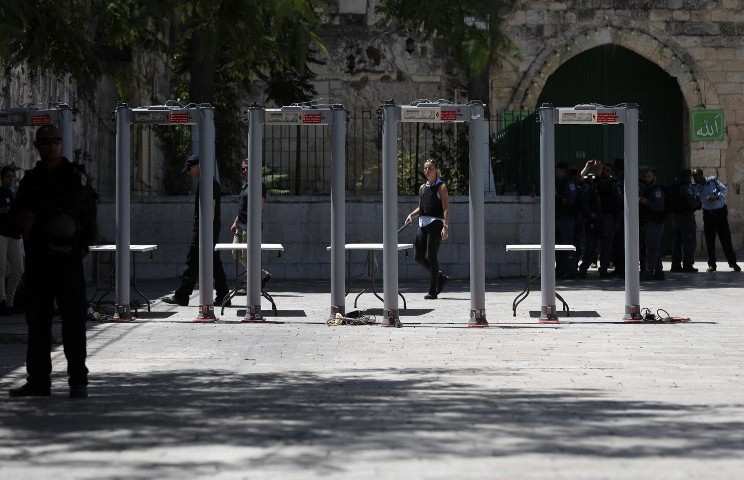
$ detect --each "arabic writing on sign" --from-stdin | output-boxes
[692,109,725,142]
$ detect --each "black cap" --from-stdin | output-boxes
[182,154,199,173]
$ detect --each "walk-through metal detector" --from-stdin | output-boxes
[380,100,489,328]
[245,104,346,321]
[115,103,217,321]
[0,104,74,160]
[538,103,641,322]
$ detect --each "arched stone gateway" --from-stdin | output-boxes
[491,26,727,183]
[507,26,708,113]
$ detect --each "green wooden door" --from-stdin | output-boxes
[537,44,684,183]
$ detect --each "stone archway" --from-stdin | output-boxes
[490,25,724,176]
[506,26,711,113]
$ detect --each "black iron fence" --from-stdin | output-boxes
[259,109,540,196]
[129,109,541,197]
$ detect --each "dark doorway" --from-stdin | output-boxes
[537,44,685,184]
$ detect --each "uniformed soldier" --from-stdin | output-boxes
[0,164,23,315]
[639,168,666,280]
[555,162,578,278]
[668,169,700,273]
[577,160,601,277]
[611,158,625,277]
[9,125,97,399]
[596,163,622,277]
[692,168,741,272]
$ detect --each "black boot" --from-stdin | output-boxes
[436,273,449,294]
[9,381,51,398]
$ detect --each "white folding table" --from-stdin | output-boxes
[89,244,159,311]
[505,244,576,317]
[215,243,285,315]
[327,243,413,310]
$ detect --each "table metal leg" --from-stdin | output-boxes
[262,289,278,316]
[555,292,570,316]
[130,257,151,312]
[512,252,532,317]
[369,251,385,304]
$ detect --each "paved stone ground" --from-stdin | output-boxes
[1,261,743,479]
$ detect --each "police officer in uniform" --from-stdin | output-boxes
[639,168,666,280]
[669,169,700,273]
[693,168,741,272]
[164,154,229,306]
[405,159,449,299]
[9,125,97,398]
[555,162,578,278]
[611,158,625,277]
[596,162,621,277]
[577,160,601,277]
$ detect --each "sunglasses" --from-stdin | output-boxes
[36,137,62,146]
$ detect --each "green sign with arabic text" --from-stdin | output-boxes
[691,109,725,142]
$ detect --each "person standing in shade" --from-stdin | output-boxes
[404,159,449,299]
[577,159,601,278]
[596,162,622,277]
[669,169,701,273]
[639,168,666,280]
[693,168,741,272]
[555,162,578,278]
[164,154,230,306]
[9,125,97,399]
[0,165,23,315]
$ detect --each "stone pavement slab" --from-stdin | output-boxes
[1,263,743,479]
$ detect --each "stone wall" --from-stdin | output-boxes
[491,0,744,247]
[0,67,118,195]
[93,196,541,282]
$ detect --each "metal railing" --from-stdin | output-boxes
[130,109,541,196]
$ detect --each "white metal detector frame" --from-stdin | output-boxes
[380,100,489,327]
[245,104,346,321]
[0,104,74,160]
[539,103,641,322]
[115,103,217,321]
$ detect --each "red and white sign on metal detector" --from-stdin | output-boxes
[539,103,641,323]
[0,104,74,160]
[245,104,346,322]
[115,103,217,321]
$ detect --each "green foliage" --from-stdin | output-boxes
[0,1,326,193]
[398,151,422,195]
[376,0,514,79]
[425,125,469,194]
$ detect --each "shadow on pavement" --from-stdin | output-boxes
[1,368,743,479]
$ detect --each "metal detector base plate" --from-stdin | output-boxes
[468,309,488,327]
[381,309,401,328]
[112,305,133,322]
[194,305,217,323]
[539,306,559,323]
[242,305,264,323]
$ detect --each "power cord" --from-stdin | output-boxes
[327,310,378,326]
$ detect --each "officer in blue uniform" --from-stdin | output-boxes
[693,168,741,272]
